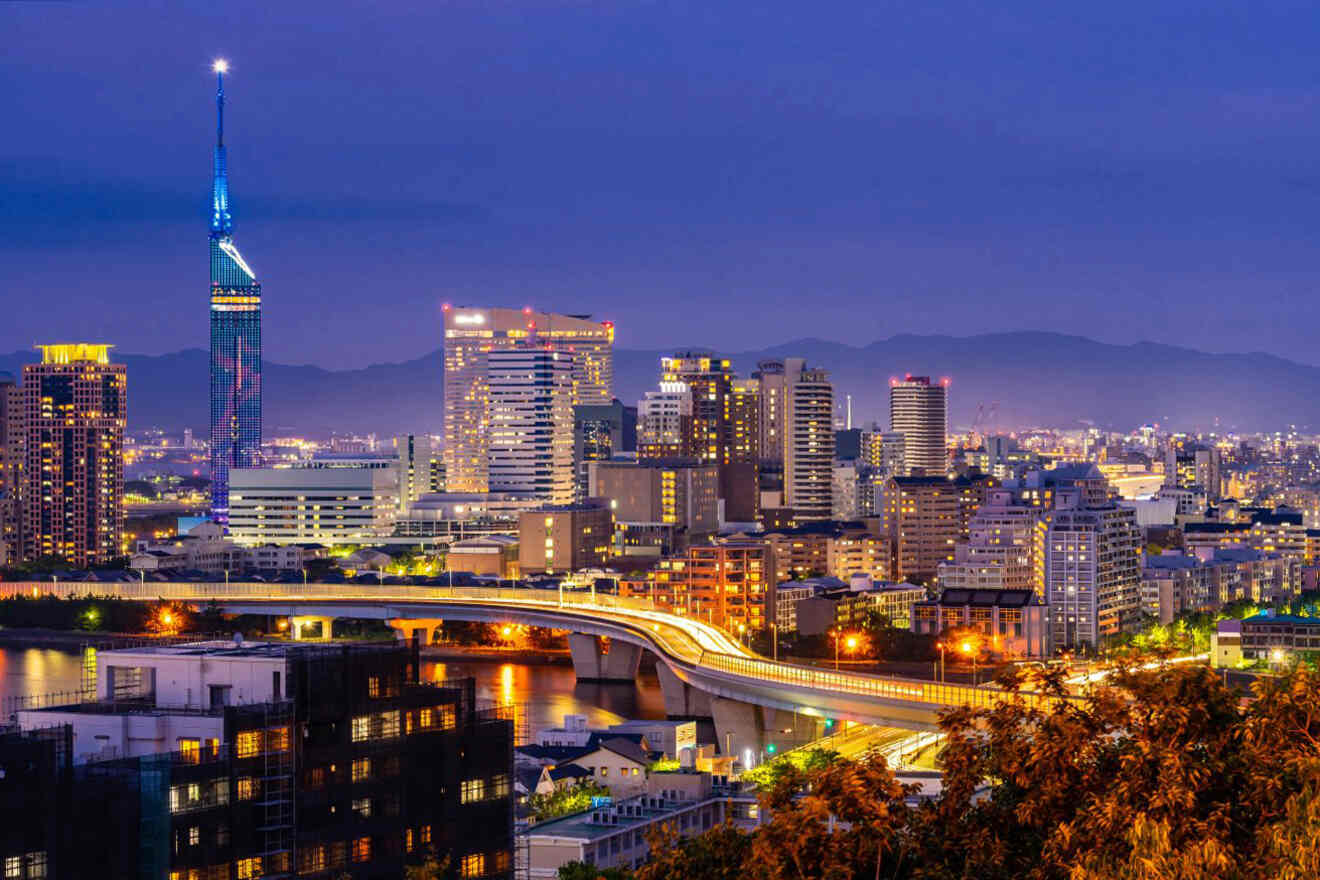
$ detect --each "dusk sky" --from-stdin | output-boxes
[4,0,1320,368]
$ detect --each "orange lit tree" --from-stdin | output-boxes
[629,662,1320,880]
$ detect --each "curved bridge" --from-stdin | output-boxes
[0,581,1058,756]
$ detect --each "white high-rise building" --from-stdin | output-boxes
[889,375,947,477]
[487,347,575,505]
[783,360,835,521]
[443,307,613,493]
[1036,488,1142,649]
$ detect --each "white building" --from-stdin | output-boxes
[487,347,575,506]
[17,640,293,764]
[1037,488,1142,648]
[832,461,860,520]
[889,376,947,477]
[782,360,835,521]
[228,466,399,546]
[392,433,437,511]
[131,520,315,573]
[637,387,692,456]
[938,489,1039,591]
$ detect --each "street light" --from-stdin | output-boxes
[961,639,977,685]
[936,641,946,683]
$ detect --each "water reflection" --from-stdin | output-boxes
[424,659,666,732]
[0,648,666,736]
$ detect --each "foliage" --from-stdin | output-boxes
[145,600,191,635]
[403,848,448,880]
[636,819,751,880]
[557,860,631,880]
[528,779,612,823]
[636,663,1320,879]
[740,747,838,790]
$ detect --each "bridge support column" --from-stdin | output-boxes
[568,634,641,682]
[656,662,712,718]
[710,696,823,765]
[291,616,334,641]
[386,618,444,646]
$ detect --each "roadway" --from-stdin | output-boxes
[0,581,1071,738]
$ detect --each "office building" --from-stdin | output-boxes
[487,347,575,505]
[18,344,127,567]
[879,474,994,585]
[208,64,263,521]
[937,489,1040,592]
[656,354,759,522]
[752,359,788,465]
[445,534,521,579]
[889,376,947,476]
[794,582,927,636]
[392,434,435,512]
[442,308,613,493]
[1036,488,1142,649]
[0,372,19,565]
[13,640,513,879]
[572,400,637,502]
[588,459,720,553]
[910,589,1052,658]
[518,501,613,574]
[1142,549,1300,624]
[860,430,906,476]
[393,492,525,540]
[782,362,834,520]
[227,466,400,545]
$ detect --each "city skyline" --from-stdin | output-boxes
[6,2,1320,367]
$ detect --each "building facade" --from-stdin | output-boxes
[782,362,834,521]
[879,474,993,585]
[208,65,262,522]
[517,502,613,575]
[936,489,1039,591]
[487,347,575,505]
[889,376,947,477]
[910,588,1052,658]
[227,466,400,545]
[19,345,126,566]
[442,308,613,494]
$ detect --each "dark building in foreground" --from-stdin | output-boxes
[6,640,513,880]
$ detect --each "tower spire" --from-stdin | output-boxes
[210,59,233,236]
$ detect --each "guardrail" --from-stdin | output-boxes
[0,581,1061,713]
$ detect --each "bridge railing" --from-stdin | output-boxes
[697,650,1059,711]
[0,581,1062,710]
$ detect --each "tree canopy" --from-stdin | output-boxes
[599,663,1320,880]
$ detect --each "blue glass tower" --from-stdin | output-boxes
[208,61,262,522]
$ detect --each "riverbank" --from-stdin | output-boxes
[0,627,153,650]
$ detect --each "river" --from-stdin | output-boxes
[0,646,668,735]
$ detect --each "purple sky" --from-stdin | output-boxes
[4,0,1320,368]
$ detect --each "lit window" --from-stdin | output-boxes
[352,837,372,862]
[351,716,370,742]
[461,778,486,803]
[367,675,380,698]
[235,731,260,759]
[236,777,258,800]
[352,757,371,782]
[236,857,262,880]
[177,739,201,764]
[461,853,486,878]
[353,798,372,818]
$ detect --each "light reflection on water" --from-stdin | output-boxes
[0,648,666,734]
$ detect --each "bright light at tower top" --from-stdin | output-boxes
[212,59,229,74]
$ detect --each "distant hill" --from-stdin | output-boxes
[0,332,1314,436]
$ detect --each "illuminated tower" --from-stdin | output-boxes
[19,345,127,567]
[207,60,262,521]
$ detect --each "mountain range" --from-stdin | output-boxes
[1,332,1314,436]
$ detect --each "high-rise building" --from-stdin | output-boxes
[1036,488,1142,649]
[657,353,759,521]
[19,345,127,566]
[588,459,720,542]
[442,307,613,493]
[889,375,947,477]
[0,372,18,565]
[782,362,834,520]
[880,474,993,585]
[637,389,693,459]
[392,434,435,512]
[860,430,906,476]
[752,360,788,465]
[487,347,575,505]
[208,62,262,522]
[572,400,637,501]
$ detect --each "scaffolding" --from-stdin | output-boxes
[257,700,296,879]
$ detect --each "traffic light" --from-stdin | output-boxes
[766,743,777,755]
[824,718,835,729]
